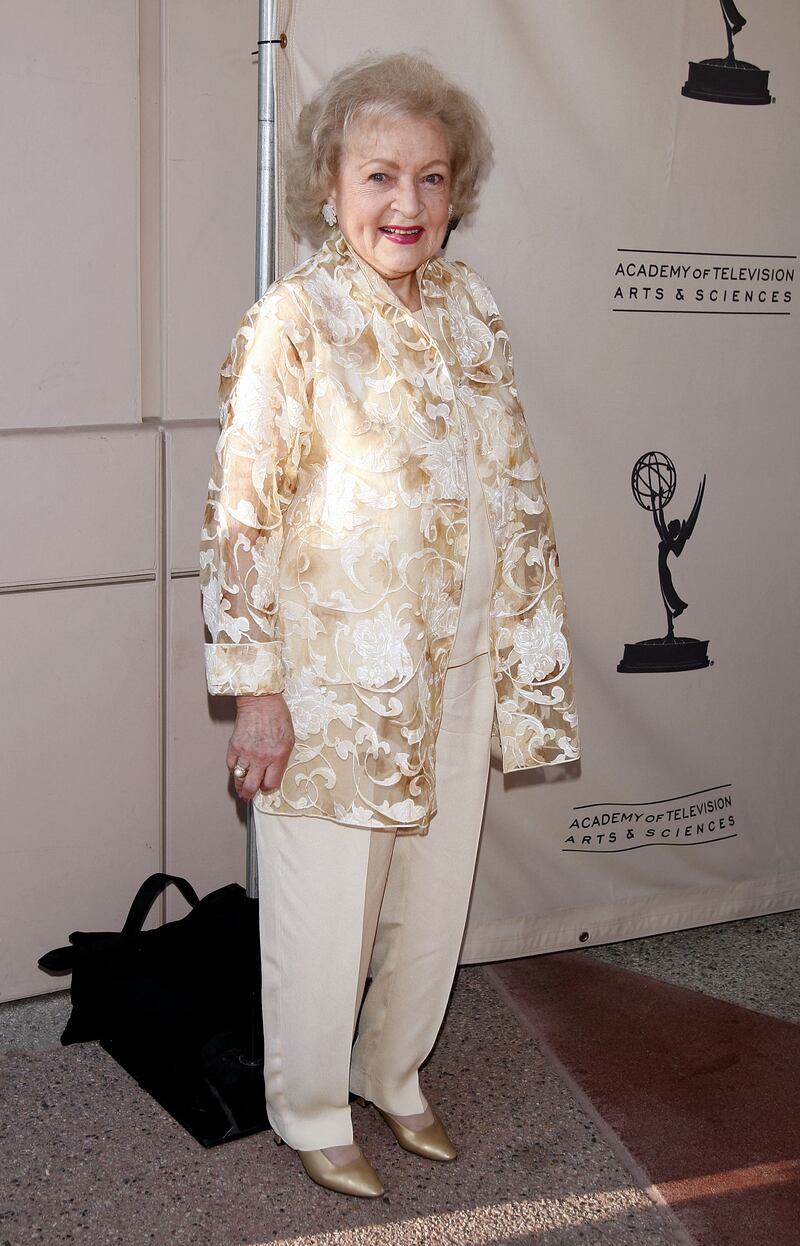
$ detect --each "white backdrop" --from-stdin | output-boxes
[282,0,800,959]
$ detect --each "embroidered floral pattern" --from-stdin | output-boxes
[512,604,571,684]
[350,604,414,688]
[200,230,579,832]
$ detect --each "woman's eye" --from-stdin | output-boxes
[369,172,387,183]
[425,174,444,185]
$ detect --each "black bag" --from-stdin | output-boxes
[38,872,268,1147]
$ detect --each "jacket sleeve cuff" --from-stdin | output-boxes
[204,643,285,696]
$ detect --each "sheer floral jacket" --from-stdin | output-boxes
[200,228,580,833]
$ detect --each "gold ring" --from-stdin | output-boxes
[233,762,249,780]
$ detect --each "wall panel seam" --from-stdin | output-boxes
[157,427,168,919]
[0,573,157,595]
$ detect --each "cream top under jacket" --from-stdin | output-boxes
[412,304,491,668]
[200,228,580,833]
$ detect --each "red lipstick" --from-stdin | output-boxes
[379,225,425,245]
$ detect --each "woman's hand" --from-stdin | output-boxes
[227,693,295,801]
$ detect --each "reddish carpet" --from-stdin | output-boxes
[488,953,800,1246]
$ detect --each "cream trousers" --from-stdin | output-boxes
[253,651,495,1150]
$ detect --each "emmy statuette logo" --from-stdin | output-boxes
[682,0,773,106]
[618,452,711,674]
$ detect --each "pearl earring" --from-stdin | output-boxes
[322,201,337,226]
[448,202,453,218]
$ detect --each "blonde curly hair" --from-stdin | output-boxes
[285,51,494,248]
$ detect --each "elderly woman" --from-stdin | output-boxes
[200,51,579,1197]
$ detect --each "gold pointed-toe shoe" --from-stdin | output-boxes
[273,1133,384,1197]
[354,1098,457,1162]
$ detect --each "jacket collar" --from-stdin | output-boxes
[327,227,441,314]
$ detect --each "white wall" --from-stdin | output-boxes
[0,1,272,999]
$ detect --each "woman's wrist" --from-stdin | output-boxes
[236,692,282,712]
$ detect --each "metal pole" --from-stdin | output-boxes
[247,0,279,898]
[255,0,277,301]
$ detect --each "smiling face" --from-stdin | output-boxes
[327,113,452,307]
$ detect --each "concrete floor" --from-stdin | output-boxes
[585,908,800,1025]
[1,908,796,1245]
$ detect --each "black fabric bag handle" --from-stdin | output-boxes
[121,873,200,935]
[38,874,200,975]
